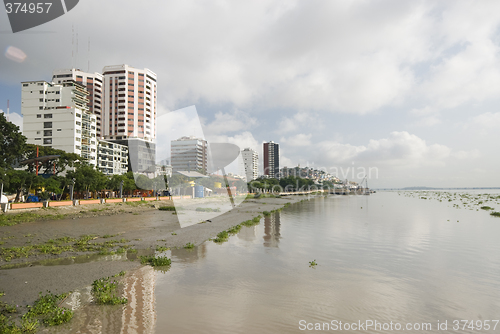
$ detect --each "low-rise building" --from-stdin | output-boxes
[97,139,128,175]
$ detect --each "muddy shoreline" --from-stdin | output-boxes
[0,195,310,309]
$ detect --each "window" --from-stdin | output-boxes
[76,129,81,134]
[44,130,52,136]
[76,145,81,150]
[76,137,81,142]
[43,138,52,144]
[57,129,62,131]
[39,107,43,110]
[55,99,60,102]
[35,138,41,140]
[39,98,44,102]
[44,114,52,118]
[55,91,60,94]
[76,121,81,126]
[23,83,28,87]
[44,122,52,128]
[76,113,81,118]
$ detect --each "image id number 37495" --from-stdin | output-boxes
[5,2,52,14]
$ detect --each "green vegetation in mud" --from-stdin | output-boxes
[195,207,221,212]
[91,276,127,305]
[0,212,68,227]
[155,245,168,252]
[481,206,493,210]
[309,260,318,267]
[140,255,171,267]
[0,234,130,262]
[158,206,176,211]
[213,230,229,243]
[184,242,195,249]
[490,212,500,217]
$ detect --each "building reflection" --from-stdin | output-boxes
[171,243,207,263]
[263,211,281,248]
[57,266,157,334]
[237,224,257,242]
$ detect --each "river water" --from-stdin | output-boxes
[151,191,500,333]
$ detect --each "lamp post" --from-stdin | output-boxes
[70,178,76,201]
[0,173,5,204]
[120,180,124,198]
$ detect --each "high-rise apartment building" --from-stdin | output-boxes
[171,136,208,174]
[263,141,279,178]
[241,148,258,181]
[52,69,104,137]
[21,80,97,165]
[102,64,157,143]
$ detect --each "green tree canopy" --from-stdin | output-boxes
[0,113,27,169]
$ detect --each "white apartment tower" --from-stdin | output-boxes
[171,136,208,174]
[21,80,97,165]
[241,148,258,181]
[52,69,104,138]
[102,65,157,142]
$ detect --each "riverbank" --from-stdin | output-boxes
[0,195,311,311]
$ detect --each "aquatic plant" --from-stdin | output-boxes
[156,245,168,252]
[309,260,318,267]
[227,225,242,235]
[490,212,500,217]
[91,277,127,305]
[213,231,229,243]
[159,206,176,211]
[140,255,172,266]
[184,242,195,249]
[263,211,271,216]
[481,206,493,210]
[23,291,73,326]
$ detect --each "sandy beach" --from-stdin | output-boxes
[0,195,308,309]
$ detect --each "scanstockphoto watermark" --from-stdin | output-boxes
[275,164,379,181]
[298,319,500,331]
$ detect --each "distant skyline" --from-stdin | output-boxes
[1,1,500,188]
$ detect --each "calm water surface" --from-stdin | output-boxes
[154,191,500,333]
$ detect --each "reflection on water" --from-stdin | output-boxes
[153,191,500,333]
[263,211,281,248]
[46,267,156,334]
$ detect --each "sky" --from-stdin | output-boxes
[0,0,499,188]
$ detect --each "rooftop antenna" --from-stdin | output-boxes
[71,24,74,68]
[87,37,90,72]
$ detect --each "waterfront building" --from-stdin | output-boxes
[97,139,128,175]
[21,80,97,166]
[171,136,208,174]
[110,137,156,174]
[263,141,279,179]
[102,64,157,143]
[241,148,258,181]
[52,69,104,137]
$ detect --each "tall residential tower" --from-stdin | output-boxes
[263,141,279,179]
[241,148,258,181]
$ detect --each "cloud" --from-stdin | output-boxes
[277,112,320,134]
[280,133,312,147]
[471,112,500,129]
[203,110,257,136]
[0,110,23,132]
[6,0,500,115]
[288,131,453,169]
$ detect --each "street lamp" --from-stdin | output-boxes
[0,173,5,204]
[120,180,124,198]
[70,178,76,201]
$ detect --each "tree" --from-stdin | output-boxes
[66,164,107,199]
[6,169,43,202]
[0,113,27,169]
[23,144,81,175]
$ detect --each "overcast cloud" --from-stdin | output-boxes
[1,0,499,187]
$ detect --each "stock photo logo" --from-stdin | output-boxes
[129,106,249,229]
[4,0,79,32]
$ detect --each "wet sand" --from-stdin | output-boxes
[0,196,306,308]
